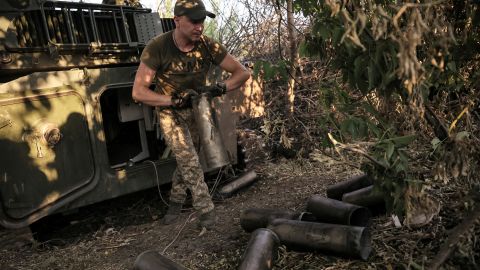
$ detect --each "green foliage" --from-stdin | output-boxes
[339,116,369,139]
[316,29,401,96]
[204,0,221,41]
[204,20,219,39]
[291,0,480,216]
[252,60,289,83]
[361,135,415,214]
[293,0,321,16]
[297,0,479,99]
[298,35,326,58]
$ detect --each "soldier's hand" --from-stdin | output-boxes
[204,82,227,98]
[171,89,198,108]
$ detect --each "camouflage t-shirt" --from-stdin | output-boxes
[140,31,228,96]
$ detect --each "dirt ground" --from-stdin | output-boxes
[0,157,366,270]
[0,156,476,270]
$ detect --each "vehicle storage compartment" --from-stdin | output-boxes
[0,91,95,220]
[0,0,180,228]
[99,85,169,168]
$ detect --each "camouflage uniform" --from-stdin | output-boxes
[157,108,214,214]
[140,31,227,216]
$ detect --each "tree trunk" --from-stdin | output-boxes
[286,0,298,114]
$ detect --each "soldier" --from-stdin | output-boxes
[132,0,250,229]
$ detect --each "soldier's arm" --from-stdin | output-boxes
[132,62,173,107]
[219,54,251,92]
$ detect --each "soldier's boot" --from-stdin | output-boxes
[161,202,182,225]
[199,209,217,230]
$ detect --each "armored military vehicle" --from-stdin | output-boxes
[0,0,240,235]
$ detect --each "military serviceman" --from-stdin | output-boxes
[132,0,250,229]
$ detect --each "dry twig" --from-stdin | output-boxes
[428,206,480,270]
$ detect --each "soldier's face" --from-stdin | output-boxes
[175,16,205,42]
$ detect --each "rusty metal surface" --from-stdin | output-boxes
[240,207,299,233]
[239,228,279,270]
[326,174,373,200]
[342,185,386,209]
[217,170,257,198]
[212,95,239,167]
[268,219,372,261]
[193,93,230,172]
[306,195,372,227]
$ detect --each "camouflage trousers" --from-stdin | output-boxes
[157,108,214,214]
